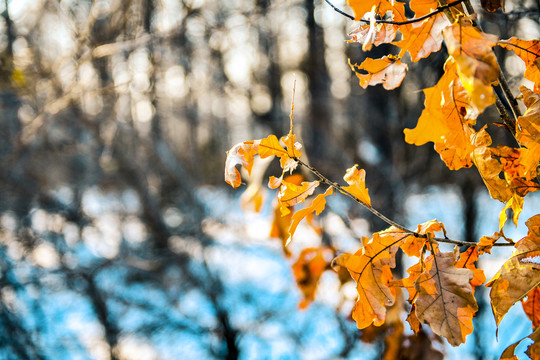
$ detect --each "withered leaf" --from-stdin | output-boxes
[414,250,478,346]
[487,215,540,328]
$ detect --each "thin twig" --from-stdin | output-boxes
[324,0,464,25]
[295,157,514,248]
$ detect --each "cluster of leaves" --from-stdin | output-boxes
[225,0,540,357]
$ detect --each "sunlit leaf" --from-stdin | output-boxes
[288,186,333,243]
[487,214,540,328]
[278,180,320,215]
[224,140,259,188]
[342,165,371,206]
[443,18,499,112]
[405,58,480,170]
[499,38,540,92]
[516,86,540,179]
[349,56,408,90]
[396,13,450,62]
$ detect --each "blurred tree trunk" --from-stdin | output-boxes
[303,0,333,174]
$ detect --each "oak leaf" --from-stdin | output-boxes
[224,140,259,188]
[516,86,540,179]
[409,0,438,16]
[278,180,319,215]
[405,59,479,170]
[478,231,502,254]
[499,38,540,92]
[292,247,334,309]
[349,56,408,90]
[347,0,407,22]
[487,214,540,328]
[342,165,371,206]
[443,19,499,112]
[456,246,486,290]
[414,250,478,346]
[523,286,540,329]
[333,234,400,328]
[258,135,298,173]
[288,186,333,243]
[396,13,450,62]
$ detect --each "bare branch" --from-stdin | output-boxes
[324,0,464,25]
[295,157,514,248]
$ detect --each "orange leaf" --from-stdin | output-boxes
[278,180,319,215]
[258,134,298,172]
[472,142,513,203]
[405,58,480,170]
[349,56,408,90]
[414,250,478,346]
[500,38,540,92]
[478,231,502,254]
[516,86,540,179]
[396,13,450,62]
[443,18,499,112]
[456,246,486,289]
[292,247,334,309]
[269,200,293,257]
[342,165,371,206]
[347,0,407,22]
[487,214,540,328]
[333,233,402,328]
[409,0,439,16]
[224,140,259,188]
[523,287,540,329]
[288,187,333,243]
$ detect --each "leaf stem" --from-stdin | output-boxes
[294,157,514,248]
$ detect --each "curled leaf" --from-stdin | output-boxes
[443,19,499,112]
[224,140,259,188]
[349,56,408,90]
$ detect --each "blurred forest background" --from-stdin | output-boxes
[0,0,539,359]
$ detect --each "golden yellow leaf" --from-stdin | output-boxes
[405,58,479,170]
[443,18,499,113]
[516,86,540,179]
[342,165,371,206]
[278,180,319,215]
[288,187,333,243]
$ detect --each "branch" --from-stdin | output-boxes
[294,157,514,248]
[323,0,464,25]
